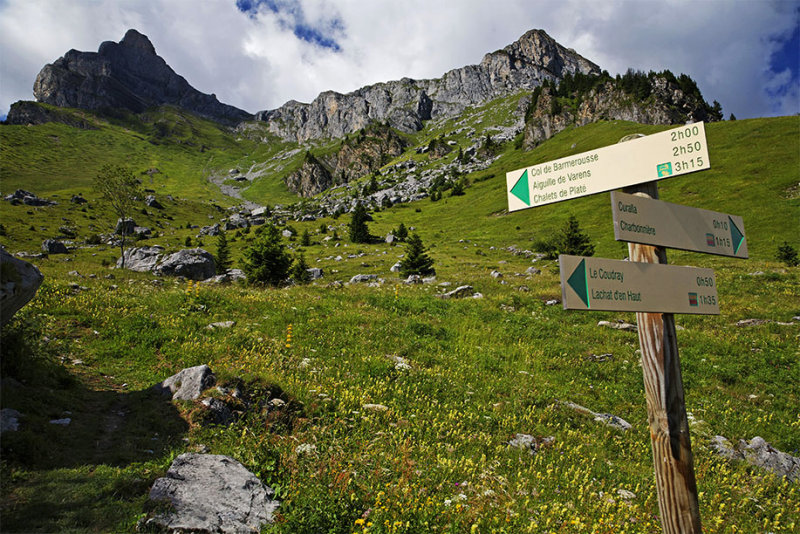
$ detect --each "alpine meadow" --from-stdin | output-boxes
[0,24,798,534]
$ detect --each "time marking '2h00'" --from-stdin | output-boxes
[506,122,710,212]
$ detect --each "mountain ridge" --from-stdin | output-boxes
[255,29,601,142]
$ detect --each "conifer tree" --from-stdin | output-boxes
[290,252,312,283]
[348,204,372,243]
[558,215,595,257]
[215,231,232,274]
[399,233,435,277]
[241,223,292,286]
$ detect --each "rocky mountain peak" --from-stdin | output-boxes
[119,29,157,55]
[30,29,251,124]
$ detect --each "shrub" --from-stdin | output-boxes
[533,215,595,259]
[241,224,292,286]
[776,242,799,267]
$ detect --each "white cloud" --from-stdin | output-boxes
[1,0,797,119]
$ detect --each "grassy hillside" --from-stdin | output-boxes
[1,114,798,532]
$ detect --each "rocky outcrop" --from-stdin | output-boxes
[285,153,333,197]
[3,189,56,206]
[256,29,599,141]
[523,74,720,149]
[0,248,44,326]
[286,123,409,197]
[5,100,98,129]
[144,453,278,533]
[32,29,251,124]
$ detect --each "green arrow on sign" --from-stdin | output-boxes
[510,170,530,206]
[729,216,745,254]
[566,258,590,308]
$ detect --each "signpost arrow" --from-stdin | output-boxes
[611,191,748,258]
[559,255,720,314]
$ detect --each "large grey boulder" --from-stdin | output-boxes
[115,217,136,235]
[155,248,216,281]
[41,239,68,254]
[1,248,44,326]
[145,453,278,533]
[117,246,164,272]
[153,365,216,401]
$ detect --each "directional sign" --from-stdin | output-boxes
[559,255,719,314]
[611,192,748,258]
[507,122,710,212]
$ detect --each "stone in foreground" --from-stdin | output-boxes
[153,365,216,401]
[144,453,278,533]
[0,248,44,326]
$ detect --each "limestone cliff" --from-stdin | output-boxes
[256,29,600,142]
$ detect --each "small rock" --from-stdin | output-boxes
[362,403,389,412]
[525,267,541,275]
[42,239,68,254]
[200,398,234,425]
[295,443,317,455]
[617,489,636,500]
[50,418,71,426]
[736,318,770,327]
[490,270,503,279]
[545,299,560,306]
[206,321,235,330]
[350,274,377,284]
[153,365,216,401]
[0,408,22,433]
[598,320,638,332]
[436,285,474,299]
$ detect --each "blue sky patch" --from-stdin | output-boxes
[236,0,343,51]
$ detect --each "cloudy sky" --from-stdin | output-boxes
[0,0,798,121]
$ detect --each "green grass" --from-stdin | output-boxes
[1,114,798,533]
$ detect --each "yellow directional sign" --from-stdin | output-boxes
[507,123,710,211]
[559,255,720,314]
[611,192,748,258]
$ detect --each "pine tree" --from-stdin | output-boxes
[290,252,312,283]
[348,204,372,243]
[300,229,311,246]
[241,224,292,286]
[215,231,232,274]
[395,223,408,241]
[399,233,435,277]
[558,215,595,257]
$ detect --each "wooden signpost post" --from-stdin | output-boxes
[506,123,749,534]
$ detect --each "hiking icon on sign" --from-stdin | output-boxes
[657,162,673,177]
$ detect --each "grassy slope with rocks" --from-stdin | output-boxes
[0,110,798,532]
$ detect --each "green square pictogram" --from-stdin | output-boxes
[657,162,673,177]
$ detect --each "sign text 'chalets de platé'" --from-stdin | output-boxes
[507,123,710,211]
